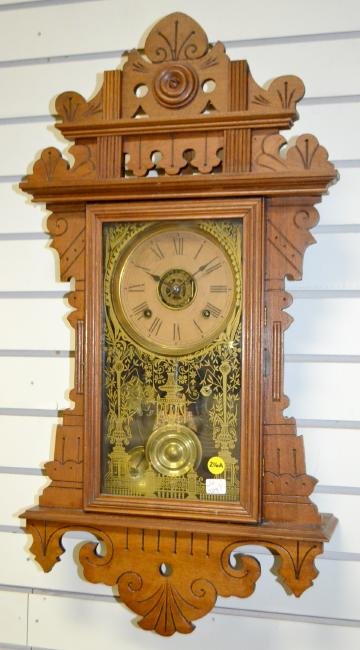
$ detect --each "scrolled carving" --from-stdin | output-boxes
[56,90,103,123]
[31,147,68,181]
[26,521,67,572]
[144,12,208,63]
[46,214,69,236]
[66,144,97,178]
[220,542,261,589]
[287,133,335,171]
[265,540,323,597]
[26,521,112,573]
[250,74,305,113]
[253,134,288,172]
[77,527,261,636]
[233,538,323,597]
[122,575,217,635]
[254,133,336,174]
[23,146,96,186]
[294,208,318,230]
[27,520,325,632]
[47,209,85,282]
[124,132,223,176]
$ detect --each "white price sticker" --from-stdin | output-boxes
[206,479,226,495]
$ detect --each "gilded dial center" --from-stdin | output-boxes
[158,268,196,309]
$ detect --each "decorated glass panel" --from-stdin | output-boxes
[101,219,243,502]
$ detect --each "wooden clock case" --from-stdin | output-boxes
[20,13,338,636]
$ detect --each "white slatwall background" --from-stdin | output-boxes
[0,0,359,648]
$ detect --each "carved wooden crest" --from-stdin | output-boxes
[20,13,337,637]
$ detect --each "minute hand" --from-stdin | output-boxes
[192,257,219,277]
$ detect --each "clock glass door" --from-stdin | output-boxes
[101,219,243,502]
[85,198,263,523]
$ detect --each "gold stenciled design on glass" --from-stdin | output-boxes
[102,219,242,501]
[146,373,202,477]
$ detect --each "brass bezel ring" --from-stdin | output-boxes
[109,221,241,358]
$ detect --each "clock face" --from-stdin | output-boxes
[111,224,237,355]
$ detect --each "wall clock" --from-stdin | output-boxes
[20,12,338,636]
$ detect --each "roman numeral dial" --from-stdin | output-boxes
[112,222,241,356]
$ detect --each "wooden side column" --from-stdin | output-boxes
[262,198,321,524]
[39,204,86,508]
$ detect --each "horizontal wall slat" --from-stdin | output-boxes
[1,0,360,63]
[321,168,360,225]
[1,418,358,489]
[1,167,358,236]
[0,355,357,418]
[0,473,356,553]
[285,299,360,356]
[0,531,358,621]
[0,240,68,291]
[1,233,360,292]
[0,531,112,597]
[0,183,45,233]
[0,590,28,647]
[285,362,360,420]
[0,55,110,121]
[2,296,360,354]
[27,590,360,650]
[292,102,360,162]
[312,493,359,555]
[0,0,46,5]
[0,357,73,410]
[221,554,360,620]
[2,38,360,121]
[0,415,58,467]
[0,298,73,350]
[0,473,48,525]
[0,121,65,177]
[0,103,358,176]
[231,38,360,99]
[288,233,360,291]
[301,428,360,488]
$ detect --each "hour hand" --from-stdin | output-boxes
[133,263,161,282]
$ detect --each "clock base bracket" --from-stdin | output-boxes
[22,508,336,636]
